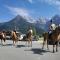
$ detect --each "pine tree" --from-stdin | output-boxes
[32,27,36,36]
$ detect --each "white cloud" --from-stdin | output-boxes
[39,0,60,10]
[27,0,60,9]
[28,0,33,3]
[27,0,60,7]
[39,0,60,5]
[6,6,30,17]
[5,6,36,23]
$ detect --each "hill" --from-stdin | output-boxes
[0,15,45,36]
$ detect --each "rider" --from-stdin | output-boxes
[11,30,17,37]
[27,26,33,38]
[28,26,33,33]
[28,26,33,34]
[2,31,6,38]
[49,20,56,34]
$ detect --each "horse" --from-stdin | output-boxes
[23,30,33,47]
[42,26,60,53]
[11,31,18,46]
[0,31,6,45]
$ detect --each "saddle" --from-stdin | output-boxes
[48,30,55,38]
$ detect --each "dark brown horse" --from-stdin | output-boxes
[0,31,6,45]
[42,26,60,53]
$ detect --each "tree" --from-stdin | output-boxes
[32,27,36,36]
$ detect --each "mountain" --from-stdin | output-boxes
[51,15,60,25]
[35,17,49,31]
[0,15,33,33]
[0,15,45,35]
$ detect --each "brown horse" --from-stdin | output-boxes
[0,31,6,45]
[42,26,60,53]
[23,30,33,47]
[11,31,18,46]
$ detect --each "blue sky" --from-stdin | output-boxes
[0,0,60,22]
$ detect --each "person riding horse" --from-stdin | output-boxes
[27,26,33,38]
[0,31,6,45]
[11,30,18,46]
[42,20,60,53]
[49,20,56,35]
[26,26,33,47]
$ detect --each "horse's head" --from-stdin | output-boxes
[43,32,48,36]
[43,32,49,39]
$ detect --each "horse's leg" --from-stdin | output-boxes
[4,38,6,42]
[27,38,31,47]
[1,39,3,45]
[53,43,55,53]
[3,38,6,45]
[15,40,18,46]
[30,38,32,47]
[25,38,28,47]
[31,39,32,47]
[13,40,15,46]
[42,40,45,49]
[15,41,16,46]
[47,40,49,50]
[28,39,30,47]
[42,38,46,49]
[56,41,58,52]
